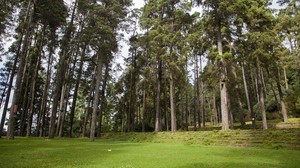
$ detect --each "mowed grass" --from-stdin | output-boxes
[0,138,299,168]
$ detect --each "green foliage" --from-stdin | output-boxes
[35,0,68,29]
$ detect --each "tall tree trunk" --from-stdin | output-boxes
[69,45,86,137]
[256,58,268,130]
[82,107,90,137]
[26,50,41,137]
[154,58,162,132]
[170,72,176,132]
[58,83,70,137]
[212,92,218,125]
[283,67,288,90]
[0,69,11,138]
[185,56,189,131]
[26,27,45,137]
[90,53,103,141]
[39,45,54,137]
[217,25,229,131]
[276,67,288,122]
[242,63,256,128]
[48,1,76,138]
[7,0,36,139]
[232,65,245,127]
[56,84,66,136]
[193,54,198,131]
[97,63,109,137]
[142,88,146,132]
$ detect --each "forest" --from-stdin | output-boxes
[0,0,299,142]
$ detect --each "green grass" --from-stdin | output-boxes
[0,137,299,168]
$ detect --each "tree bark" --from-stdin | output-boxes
[0,69,11,138]
[69,45,86,137]
[256,58,268,130]
[97,63,109,137]
[170,72,176,132]
[242,63,255,128]
[212,92,218,125]
[48,0,76,138]
[7,0,36,139]
[39,43,54,137]
[90,52,103,141]
[154,58,162,132]
[276,67,288,123]
[217,25,229,131]
[232,65,245,127]
[283,67,288,90]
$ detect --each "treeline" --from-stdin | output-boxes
[0,0,299,140]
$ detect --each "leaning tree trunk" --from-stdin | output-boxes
[256,58,268,130]
[0,69,10,138]
[7,0,36,139]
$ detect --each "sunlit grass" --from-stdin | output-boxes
[0,137,299,168]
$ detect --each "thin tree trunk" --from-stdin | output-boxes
[199,55,205,128]
[39,45,53,137]
[0,70,11,138]
[142,88,146,132]
[26,50,41,137]
[82,107,89,137]
[58,84,70,137]
[7,0,36,139]
[170,72,176,132]
[69,45,86,137]
[256,58,268,130]
[242,63,256,128]
[56,84,66,136]
[232,65,245,127]
[283,67,288,90]
[261,68,267,98]
[26,27,45,137]
[97,63,109,137]
[254,71,259,104]
[90,53,103,141]
[276,67,288,122]
[48,1,76,138]
[185,56,189,131]
[154,58,162,132]
[212,92,218,125]
[227,95,234,129]
[193,55,198,131]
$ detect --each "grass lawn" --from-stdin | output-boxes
[0,138,299,168]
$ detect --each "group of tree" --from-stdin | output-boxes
[0,0,299,140]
